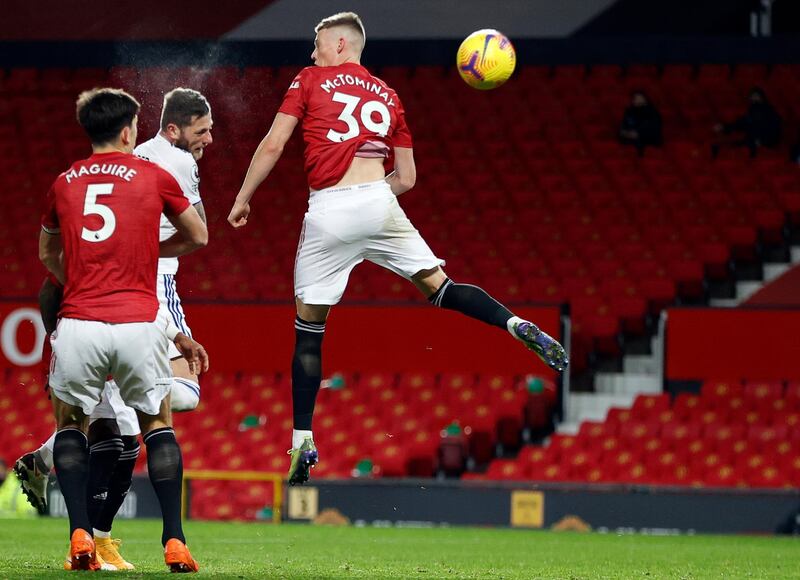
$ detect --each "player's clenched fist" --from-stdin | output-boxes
[227,200,250,228]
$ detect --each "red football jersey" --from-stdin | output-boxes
[41,152,190,323]
[279,62,413,190]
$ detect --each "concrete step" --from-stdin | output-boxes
[555,422,581,435]
[791,246,800,264]
[595,372,662,395]
[566,392,637,423]
[763,262,791,282]
[651,333,663,355]
[709,298,738,308]
[623,354,659,375]
[735,280,763,302]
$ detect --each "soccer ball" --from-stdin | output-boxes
[456,29,516,90]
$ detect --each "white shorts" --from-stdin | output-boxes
[294,180,444,305]
[91,382,141,437]
[49,315,172,416]
[157,273,192,359]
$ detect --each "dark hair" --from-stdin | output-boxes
[160,88,211,131]
[76,88,140,145]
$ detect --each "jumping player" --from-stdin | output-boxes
[227,12,568,485]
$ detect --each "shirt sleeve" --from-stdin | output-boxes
[158,168,191,217]
[278,69,308,119]
[392,95,413,148]
[41,182,60,234]
[172,155,202,205]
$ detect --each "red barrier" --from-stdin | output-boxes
[185,304,562,376]
[746,264,800,307]
[665,308,800,381]
[0,301,562,377]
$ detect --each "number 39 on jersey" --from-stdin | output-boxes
[327,92,391,142]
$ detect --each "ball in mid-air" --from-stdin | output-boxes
[456,29,516,90]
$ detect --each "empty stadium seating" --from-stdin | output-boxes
[478,379,800,489]
[0,367,555,486]
[1,63,799,373]
[2,64,800,495]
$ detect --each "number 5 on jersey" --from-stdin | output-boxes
[327,91,391,143]
[82,183,116,242]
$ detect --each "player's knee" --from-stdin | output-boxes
[170,378,200,412]
[88,418,122,446]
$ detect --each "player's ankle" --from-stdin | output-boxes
[292,429,313,449]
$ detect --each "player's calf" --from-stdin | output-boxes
[143,427,186,547]
[86,419,124,528]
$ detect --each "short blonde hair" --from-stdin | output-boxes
[315,12,366,49]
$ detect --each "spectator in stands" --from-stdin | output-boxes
[713,87,782,158]
[618,91,662,156]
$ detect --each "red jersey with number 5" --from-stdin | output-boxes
[41,151,190,323]
[279,62,413,190]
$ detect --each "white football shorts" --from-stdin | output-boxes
[91,381,141,437]
[157,273,193,359]
[294,179,444,305]
[49,314,173,416]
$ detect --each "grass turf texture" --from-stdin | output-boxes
[0,518,797,579]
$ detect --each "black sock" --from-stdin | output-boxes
[292,316,325,431]
[143,428,184,546]
[53,428,92,534]
[94,435,139,533]
[86,420,123,530]
[429,278,514,330]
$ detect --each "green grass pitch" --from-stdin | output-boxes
[0,518,798,579]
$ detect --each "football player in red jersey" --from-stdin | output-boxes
[227,12,568,486]
[41,88,207,572]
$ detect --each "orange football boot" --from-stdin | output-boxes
[164,538,200,573]
[68,529,100,571]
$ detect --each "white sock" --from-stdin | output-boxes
[292,429,313,449]
[93,529,111,539]
[506,315,526,337]
[38,431,57,471]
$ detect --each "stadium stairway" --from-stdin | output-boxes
[559,242,800,436]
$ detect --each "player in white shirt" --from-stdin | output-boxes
[15,88,212,571]
[136,94,210,413]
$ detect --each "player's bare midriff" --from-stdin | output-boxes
[311,157,386,191]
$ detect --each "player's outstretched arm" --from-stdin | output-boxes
[228,112,299,228]
[386,147,417,196]
[38,230,65,285]
[161,205,208,257]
